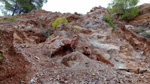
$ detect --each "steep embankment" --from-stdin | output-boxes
[0,6,150,84]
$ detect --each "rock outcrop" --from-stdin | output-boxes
[0,6,150,84]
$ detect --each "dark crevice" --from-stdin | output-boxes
[51,44,73,58]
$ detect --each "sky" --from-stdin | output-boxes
[42,0,112,14]
[42,0,150,14]
[0,0,150,16]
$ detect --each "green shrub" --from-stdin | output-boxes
[103,14,117,31]
[134,27,150,38]
[147,8,150,13]
[119,7,140,20]
[52,18,69,29]
[142,31,150,38]
[134,27,145,33]
[107,0,140,20]
[42,27,54,38]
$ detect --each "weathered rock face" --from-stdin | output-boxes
[0,6,150,84]
[81,6,109,28]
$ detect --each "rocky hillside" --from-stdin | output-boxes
[0,4,150,84]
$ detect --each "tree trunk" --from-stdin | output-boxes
[25,9,29,13]
[12,2,18,16]
[19,9,23,14]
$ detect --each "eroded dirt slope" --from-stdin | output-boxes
[0,6,150,84]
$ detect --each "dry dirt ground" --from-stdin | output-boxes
[0,5,150,84]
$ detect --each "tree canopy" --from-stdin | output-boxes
[0,0,47,16]
[107,0,140,20]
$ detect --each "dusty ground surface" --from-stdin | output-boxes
[0,5,150,84]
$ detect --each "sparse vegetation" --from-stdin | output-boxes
[42,27,54,38]
[8,17,21,21]
[147,8,150,13]
[134,27,145,33]
[141,31,150,38]
[0,53,2,61]
[52,18,69,29]
[103,14,117,31]
[0,16,20,23]
[134,27,150,38]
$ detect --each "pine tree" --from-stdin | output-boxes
[107,0,140,20]
[0,0,47,16]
